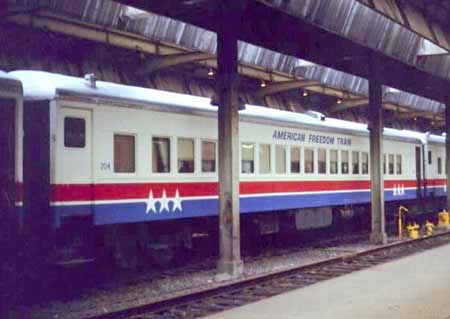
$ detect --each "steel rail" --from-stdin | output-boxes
[86,230,450,319]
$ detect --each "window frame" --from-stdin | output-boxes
[113,133,137,174]
[438,156,442,175]
[352,151,360,175]
[241,142,256,175]
[388,153,395,175]
[318,148,327,175]
[64,116,86,148]
[341,150,349,175]
[259,143,272,175]
[290,146,301,174]
[396,154,402,175]
[177,137,195,174]
[152,135,172,174]
[304,147,315,174]
[275,144,287,175]
[361,152,369,175]
[200,139,217,174]
[330,149,338,175]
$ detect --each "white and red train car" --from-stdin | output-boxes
[8,70,448,262]
[0,72,22,239]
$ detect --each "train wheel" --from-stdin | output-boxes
[148,246,175,268]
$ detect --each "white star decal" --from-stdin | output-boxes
[144,189,184,214]
[160,190,170,213]
[172,189,183,212]
[146,190,156,214]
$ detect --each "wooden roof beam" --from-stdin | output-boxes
[328,98,369,114]
[394,111,429,120]
[138,52,214,75]
[254,80,320,98]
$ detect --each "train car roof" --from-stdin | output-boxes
[0,70,22,94]
[0,70,20,84]
[0,71,16,80]
[10,70,435,144]
[428,134,446,145]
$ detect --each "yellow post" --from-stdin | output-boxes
[438,210,450,229]
[424,220,435,237]
[398,206,409,239]
[406,223,419,239]
[413,223,420,239]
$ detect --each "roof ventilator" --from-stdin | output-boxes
[84,73,97,89]
[305,110,326,121]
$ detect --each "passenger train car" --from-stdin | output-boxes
[7,70,448,264]
[0,72,22,244]
[0,72,23,272]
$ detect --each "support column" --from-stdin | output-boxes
[446,105,450,212]
[369,58,387,245]
[216,13,243,277]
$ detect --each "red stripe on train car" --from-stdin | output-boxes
[425,178,446,186]
[49,179,419,202]
[51,183,218,202]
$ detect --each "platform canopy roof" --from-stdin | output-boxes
[6,0,450,119]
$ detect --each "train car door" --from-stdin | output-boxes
[58,107,92,184]
[0,98,15,227]
[415,146,424,208]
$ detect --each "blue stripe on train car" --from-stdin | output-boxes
[53,188,423,227]
[427,187,447,197]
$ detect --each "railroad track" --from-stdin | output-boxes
[116,232,368,283]
[87,231,450,319]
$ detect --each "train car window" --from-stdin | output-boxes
[388,154,394,175]
[178,138,194,173]
[396,154,402,175]
[362,152,369,175]
[64,117,85,148]
[438,157,442,175]
[114,134,135,173]
[330,150,338,174]
[305,148,314,174]
[428,151,432,165]
[383,154,386,175]
[241,143,255,174]
[276,145,286,174]
[201,141,216,173]
[152,137,171,173]
[341,150,349,174]
[291,147,301,173]
[318,148,327,174]
[259,144,271,174]
[352,151,359,174]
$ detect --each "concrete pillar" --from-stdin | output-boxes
[446,105,450,212]
[216,15,243,277]
[369,59,387,245]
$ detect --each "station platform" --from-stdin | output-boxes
[203,243,450,319]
